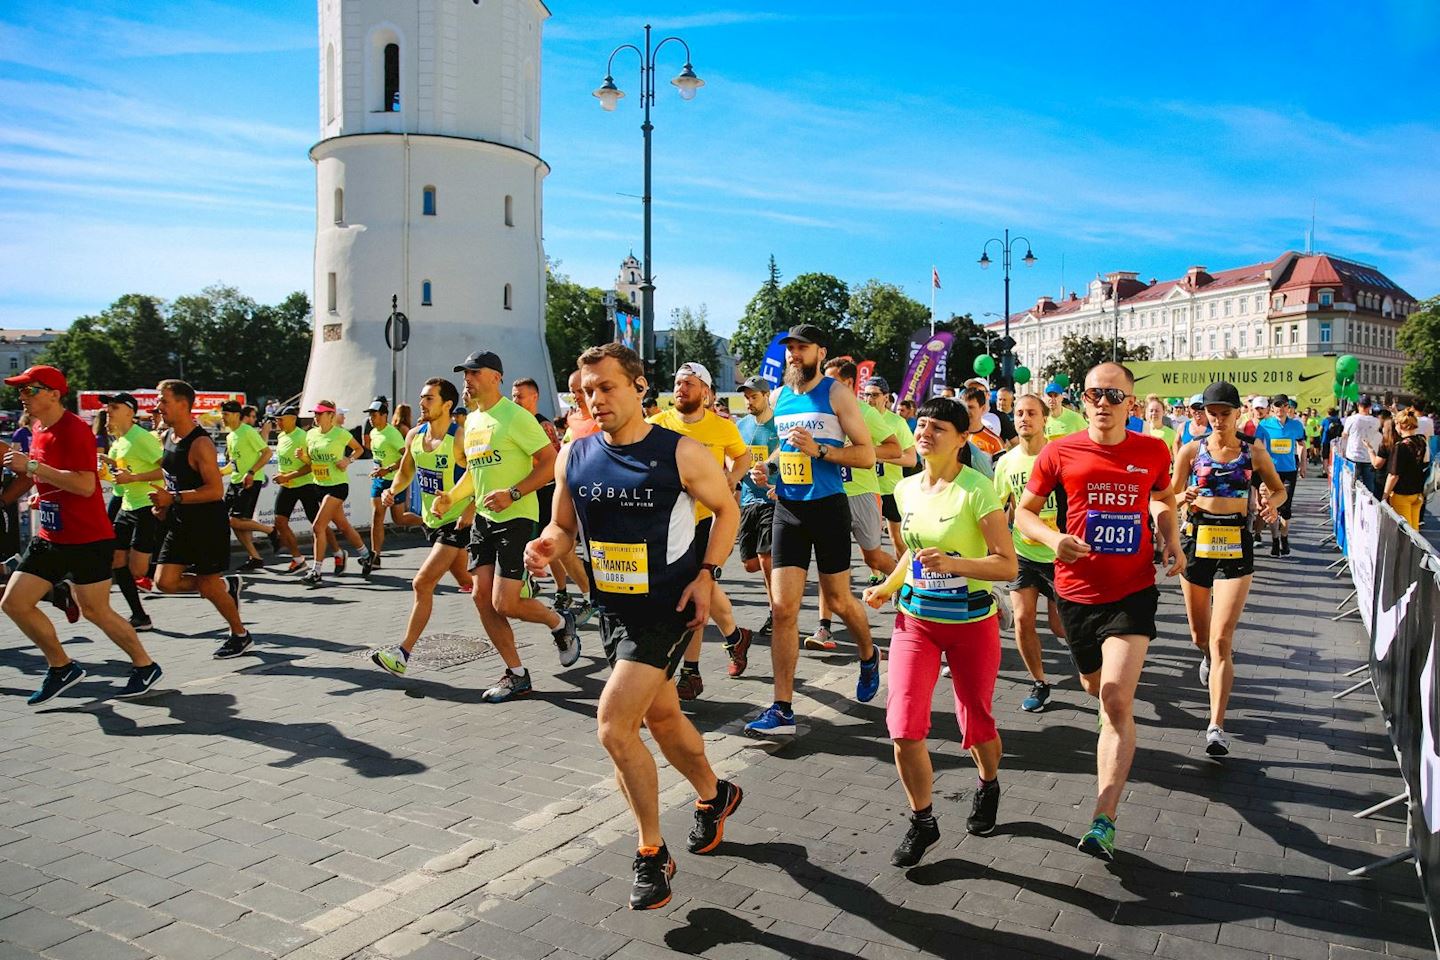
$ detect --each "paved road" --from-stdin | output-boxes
[0,477,1429,959]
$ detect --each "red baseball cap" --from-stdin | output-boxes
[4,365,67,394]
[312,402,337,414]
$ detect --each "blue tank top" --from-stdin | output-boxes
[565,427,698,621]
[772,377,846,501]
[1193,438,1252,499]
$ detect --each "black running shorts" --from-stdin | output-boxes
[772,493,852,575]
[156,505,231,576]
[1182,510,1254,588]
[599,607,695,679]
[316,483,349,504]
[738,502,774,561]
[17,537,115,586]
[1054,585,1159,677]
[425,519,469,550]
[468,516,535,579]
[1275,470,1298,522]
[880,493,901,524]
[112,506,160,555]
[275,485,323,524]
[1005,555,1055,600]
[225,481,262,520]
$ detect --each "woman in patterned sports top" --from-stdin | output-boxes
[1171,380,1287,758]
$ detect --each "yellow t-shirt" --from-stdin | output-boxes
[646,408,747,521]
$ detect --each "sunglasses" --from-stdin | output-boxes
[1082,387,1131,405]
[862,391,884,398]
[19,384,51,397]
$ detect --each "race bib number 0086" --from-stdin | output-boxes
[590,540,648,594]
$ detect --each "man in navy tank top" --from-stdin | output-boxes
[524,343,743,912]
[745,324,883,738]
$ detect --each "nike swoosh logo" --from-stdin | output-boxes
[938,515,957,523]
[1298,372,1324,382]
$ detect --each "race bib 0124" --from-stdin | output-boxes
[1195,523,1243,559]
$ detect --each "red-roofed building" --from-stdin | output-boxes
[990,252,1418,399]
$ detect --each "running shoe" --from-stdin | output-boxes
[239,556,265,572]
[967,781,1000,835]
[725,627,754,678]
[370,647,408,676]
[553,591,572,613]
[941,665,952,679]
[286,558,307,574]
[856,652,880,703]
[867,573,883,587]
[225,575,244,608]
[302,570,324,588]
[1021,680,1051,713]
[1198,654,1210,686]
[213,633,253,659]
[804,626,837,651]
[758,613,773,637]
[128,614,154,633]
[370,556,382,569]
[744,704,796,737]
[519,572,536,600]
[1205,725,1230,757]
[52,582,80,624]
[1280,536,1291,557]
[553,608,581,667]
[572,598,595,627]
[676,669,704,701]
[265,528,281,554]
[997,596,1014,633]
[135,575,154,592]
[1077,814,1116,862]
[1271,539,1281,558]
[333,553,347,573]
[115,663,163,700]
[629,844,676,910]
[687,780,742,854]
[482,668,532,703]
[28,662,86,707]
[360,551,376,579]
[891,814,940,867]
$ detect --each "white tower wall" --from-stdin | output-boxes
[303,0,556,417]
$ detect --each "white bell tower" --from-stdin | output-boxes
[302,0,556,415]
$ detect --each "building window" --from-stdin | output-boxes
[1238,297,1247,314]
[1254,295,1264,312]
[1319,289,1333,307]
[1224,299,1232,317]
[384,43,400,112]
[7,358,16,371]
[1273,327,1283,347]
[334,187,344,224]
[422,186,436,216]
[1208,333,1216,352]
[326,44,337,123]
[504,195,514,227]
[1239,328,1248,349]
[1290,324,1299,345]
[1208,302,1216,319]
[327,272,337,313]
[1273,294,1285,311]
[422,280,432,306]
[503,283,512,310]
[1320,320,1332,344]
[1194,335,1201,354]
[1223,331,1232,351]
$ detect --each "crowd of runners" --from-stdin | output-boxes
[0,323,1408,911]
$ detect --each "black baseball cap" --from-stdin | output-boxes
[365,396,389,413]
[279,405,300,417]
[864,376,890,394]
[1201,381,1242,409]
[780,323,826,348]
[219,400,243,414]
[454,351,503,375]
[98,392,138,411]
[739,376,771,394]
[1269,394,1291,407]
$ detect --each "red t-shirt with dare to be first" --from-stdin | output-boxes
[29,410,114,545]
[1025,429,1172,604]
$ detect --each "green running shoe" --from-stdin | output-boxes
[371,647,408,677]
[1077,814,1116,861]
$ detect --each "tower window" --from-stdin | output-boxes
[327,273,337,313]
[326,44,337,123]
[334,187,344,224]
[422,186,436,216]
[504,195,514,227]
[503,284,513,311]
[1319,289,1333,307]
[384,43,400,112]
[422,280,433,306]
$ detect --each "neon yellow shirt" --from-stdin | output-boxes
[841,402,891,497]
[1146,424,1177,450]
[464,397,550,523]
[225,423,267,485]
[993,444,1058,564]
[305,426,352,487]
[894,468,1002,623]
[1044,406,1087,438]
[370,424,406,471]
[647,408,747,521]
[108,425,164,511]
[276,428,314,488]
[877,409,914,495]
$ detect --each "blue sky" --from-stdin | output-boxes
[3,1,1438,339]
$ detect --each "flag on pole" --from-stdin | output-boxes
[932,266,942,289]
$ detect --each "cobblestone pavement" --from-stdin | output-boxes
[0,477,1429,959]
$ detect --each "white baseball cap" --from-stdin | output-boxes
[675,362,713,389]
[1250,396,1269,409]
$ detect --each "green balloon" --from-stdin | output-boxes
[1054,373,1071,388]
[1013,365,1031,385]
[1336,354,1359,378]
[1344,382,1360,402]
[973,355,996,377]
[1333,380,1343,397]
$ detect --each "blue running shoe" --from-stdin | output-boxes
[744,704,796,737]
[1021,681,1050,713]
[856,652,881,703]
[1077,814,1116,861]
[28,662,86,707]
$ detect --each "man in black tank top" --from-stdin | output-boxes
[524,343,743,913]
[145,380,252,659]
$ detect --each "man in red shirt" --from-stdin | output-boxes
[1017,361,1183,862]
[0,365,163,705]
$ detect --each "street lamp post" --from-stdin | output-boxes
[594,25,703,379]
[978,229,1036,389]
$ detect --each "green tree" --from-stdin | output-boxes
[781,272,851,357]
[1037,333,1152,390]
[731,255,786,377]
[37,312,127,391]
[1400,296,1440,407]
[657,305,720,386]
[544,262,610,390]
[848,280,931,382]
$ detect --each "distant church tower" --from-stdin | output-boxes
[301,0,556,416]
[615,253,642,307]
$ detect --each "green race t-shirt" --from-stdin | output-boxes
[1305,416,1322,440]
[1146,424,1177,450]
[370,423,406,471]
[1044,407,1087,438]
[993,445,1058,564]
[306,425,353,486]
[109,424,164,511]
[841,401,892,496]
[412,423,470,528]
[463,397,551,523]
[225,423,267,485]
[894,468,1003,624]
[276,428,314,488]
[877,409,915,495]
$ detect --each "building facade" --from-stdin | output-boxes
[992,251,1418,399]
[301,0,557,416]
[0,330,58,377]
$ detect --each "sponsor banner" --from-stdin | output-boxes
[78,389,245,424]
[615,309,640,352]
[759,333,788,389]
[899,331,953,405]
[253,460,375,533]
[1128,357,1334,410]
[1349,482,1381,635]
[855,360,876,395]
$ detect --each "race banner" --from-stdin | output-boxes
[1349,484,1381,635]
[758,332,788,388]
[78,389,244,423]
[855,360,876,394]
[899,331,953,405]
[1128,357,1334,410]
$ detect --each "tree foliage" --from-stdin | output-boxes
[847,280,930,383]
[731,255,786,378]
[1037,334,1152,390]
[656,306,720,387]
[544,261,610,389]
[38,287,312,402]
[1399,295,1440,408]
